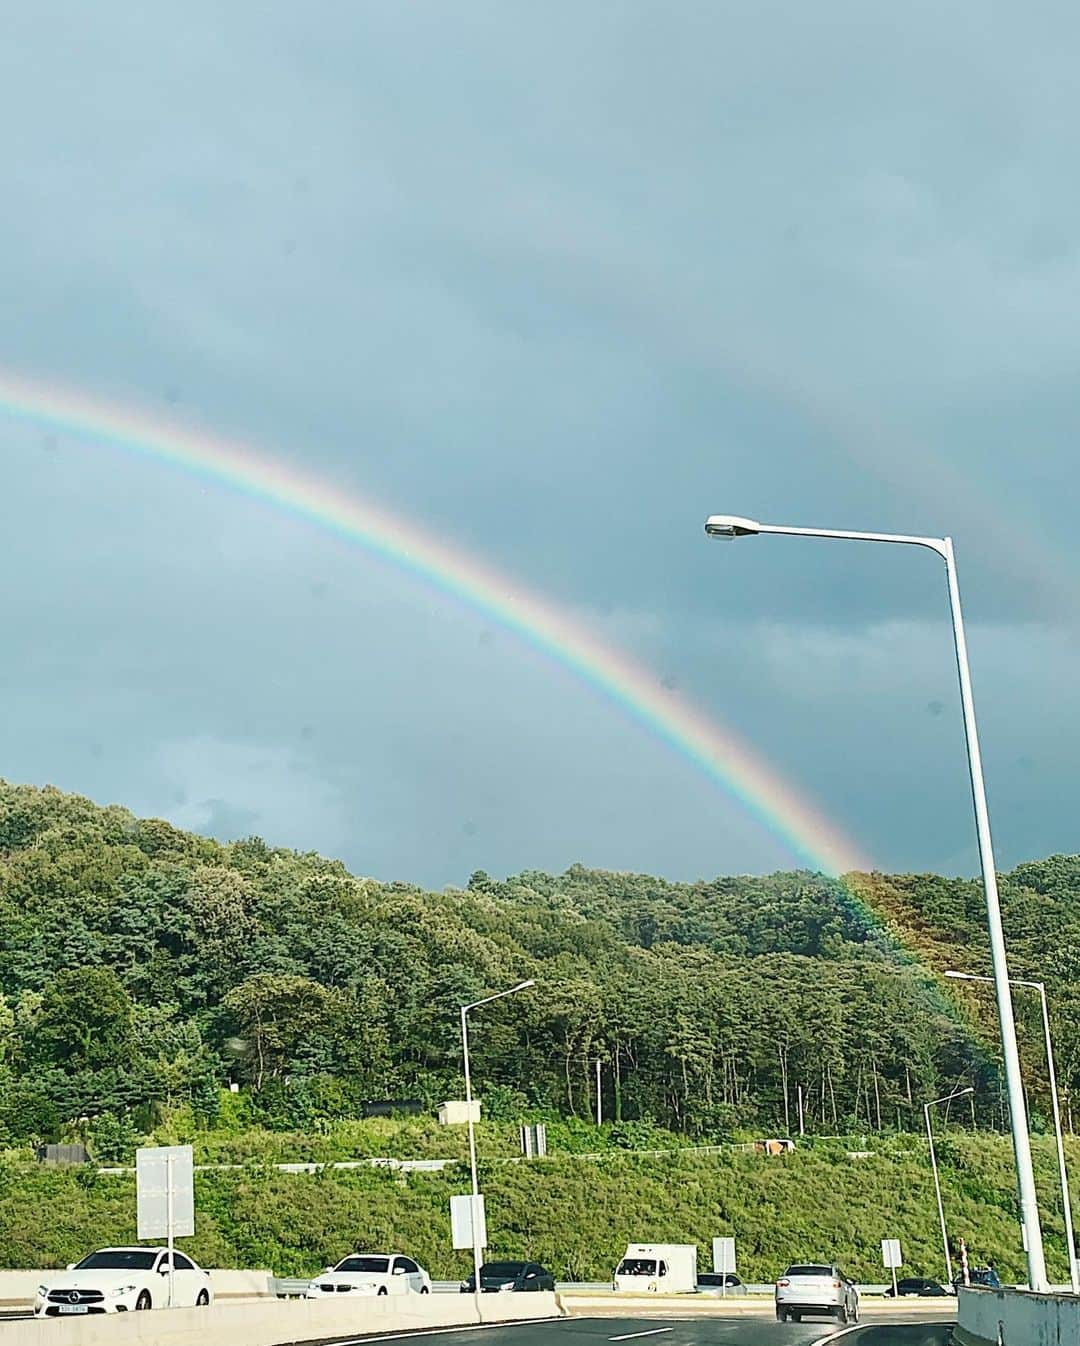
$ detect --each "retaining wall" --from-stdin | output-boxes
[0,1289,559,1346]
[956,1286,1080,1346]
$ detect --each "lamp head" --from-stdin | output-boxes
[704,514,761,539]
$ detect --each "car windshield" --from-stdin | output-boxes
[617,1259,658,1276]
[335,1257,390,1274]
[482,1263,526,1277]
[76,1250,158,1271]
[786,1265,833,1277]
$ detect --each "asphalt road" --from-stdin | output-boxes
[296,1314,954,1346]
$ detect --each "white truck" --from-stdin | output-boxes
[612,1244,698,1294]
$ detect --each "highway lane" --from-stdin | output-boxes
[289,1312,953,1346]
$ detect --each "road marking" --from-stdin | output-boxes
[809,1324,866,1346]
[329,1317,564,1346]
[608,1331,674,1342]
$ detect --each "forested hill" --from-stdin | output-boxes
[1,780,1078,1151]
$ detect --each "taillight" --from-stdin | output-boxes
[833,1281,842,1289]
[777,1279,789,1288]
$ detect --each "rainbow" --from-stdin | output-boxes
[0,368,872,877]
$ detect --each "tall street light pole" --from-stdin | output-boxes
[460,980,535,1297]
[925,1086,974,1285]
[703,514,1049,1292]
[947,969,1079,1293]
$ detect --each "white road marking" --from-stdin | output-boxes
[608,1331,675,1342]
[329,1317,563,1346]
[809,1324,867,1345]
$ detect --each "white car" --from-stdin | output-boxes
[307,1252,432,1299]
[34,1247,213,1316]
[775,1262,859,1324]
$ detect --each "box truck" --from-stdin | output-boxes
[612,1244,697,1294]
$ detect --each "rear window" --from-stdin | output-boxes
[785,1265,832,1277]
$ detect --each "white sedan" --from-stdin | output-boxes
[306,1253,431,1298]
[35,1247,213,1316]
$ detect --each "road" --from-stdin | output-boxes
[291,1313,953,1346]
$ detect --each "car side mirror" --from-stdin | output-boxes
[66,1264,75,1272]
[323,1267,333,1275]
[393,1266,406,1275]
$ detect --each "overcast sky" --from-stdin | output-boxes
[2,2,1078,887]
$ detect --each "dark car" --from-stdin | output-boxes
[460,1262,556,1293]
[954,1267,1001,1291]
[885,1277,950,1297]
[697,1272,745,1294]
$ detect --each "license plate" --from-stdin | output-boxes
[58,1305,89,1315]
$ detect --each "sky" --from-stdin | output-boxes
[2,1,1079,888]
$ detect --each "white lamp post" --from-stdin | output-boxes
[460,980,535,1296]
[947,969,1079,1293]
[925,1086,975,1285]
[704,514,1048,1292]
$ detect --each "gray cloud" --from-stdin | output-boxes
[1,1,1077,883]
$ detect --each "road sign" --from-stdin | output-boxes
[137,1145,194,1309]
[713,1237,736,1296]
[450,1194,487,1251]
[137,1146,194,1240]
[713,1237,736,1274]
[881,1237,902,1297]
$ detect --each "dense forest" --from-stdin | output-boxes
[1,780,1079,1154]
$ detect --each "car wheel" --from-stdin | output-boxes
[836,1303,849,1325]
[852,1299,859,1324]
[420,1286,430,1295]
[196,1291,210,1307]
[377,1287,388,1297]
[136,1291,152,1311]
[775,1308,786,1322]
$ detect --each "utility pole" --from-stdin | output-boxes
[595,1059,602,1127]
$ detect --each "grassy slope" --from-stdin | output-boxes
[2,1132,1076,1285]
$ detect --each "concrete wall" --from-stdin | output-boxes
[0,1270,273,1309]
[0,1290,559,1346]
[956,1286,1080,1346]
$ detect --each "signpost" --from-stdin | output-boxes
[450,1193,487,1254]
[881,1238,902,1297]
[713,1237,736,1297]
[136,1146,194,1308]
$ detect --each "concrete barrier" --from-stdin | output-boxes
[558,1292,953,1319]
[0,1290,559,1345]
[0,1271,273,1312]
[956,1286,1080,1345]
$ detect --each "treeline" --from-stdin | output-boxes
[0,781,1077,1152]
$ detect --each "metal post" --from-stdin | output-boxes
[461,1006,482,1301]
[891,1264,898,1298]
[166,1154,175,1310]
[797,1084,805,1137]
[926,1102,953,1286]
[596,1060,602,1127]
[1036,982,1079,1293]
[943,538,1048,1292]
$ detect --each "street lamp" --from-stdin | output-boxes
[460,980,535,1296]
[925,1087,975,1285]
[704,514,1049,1292]
[946,969,1079,1293]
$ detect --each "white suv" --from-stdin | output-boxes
[306,1253,431,1298]
[775,1262,859,1324]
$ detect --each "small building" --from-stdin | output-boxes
[438,1099,481,1125]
